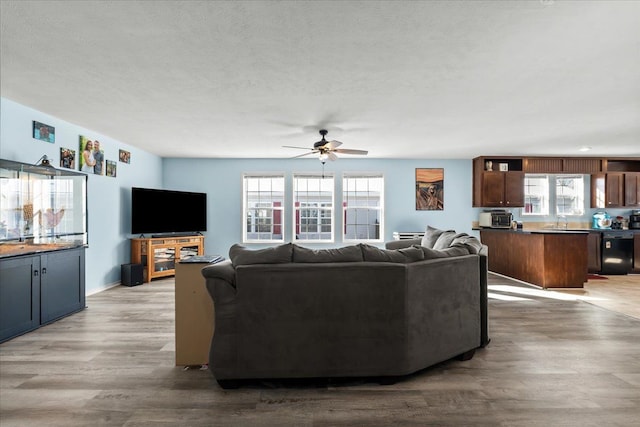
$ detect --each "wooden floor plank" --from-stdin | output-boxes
[1,274,639,426]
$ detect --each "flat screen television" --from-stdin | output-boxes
[131,187,207,235]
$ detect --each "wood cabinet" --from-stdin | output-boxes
[480,230,588,288]
[562,158,603,174]
[634,234,640,274]
[591,172,640,208]
[473,157,525,207]
[624,173,640,207]
[587,231,602,273]
[175,261,215,366]
[524,158,603,174]
[478,171,524,208]
[524,158,563,173]
[131,236,204,282]
[0,247,86,343]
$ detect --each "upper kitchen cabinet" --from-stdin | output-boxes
[591,159,640,208]
[473,157,525,208]
[625,173,640,207]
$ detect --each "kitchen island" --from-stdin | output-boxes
[480,229,589,288]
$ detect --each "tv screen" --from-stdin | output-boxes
[131,187,207,235]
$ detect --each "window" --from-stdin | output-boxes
[342,174,384,242]
[523,174,584,217]
[293,174,334,242]
[523,175,549,215]
[556,175,584,216]
[243,174,284,242]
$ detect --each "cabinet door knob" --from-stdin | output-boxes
[42,268,47,275]
[33,270,39,277]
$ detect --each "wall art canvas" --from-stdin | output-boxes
[79,136,104,175]
[119,149,131,163]
[416,168,444,210]
[33,121,55,143]
[106,160,117,177]
[60,147,76,169]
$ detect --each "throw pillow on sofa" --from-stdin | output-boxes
[432,230,461,250]
[229,243,293,267]
[360,244,425,263]
[450,234,483,254]
[292,244,364,263]
[421,225,454,249]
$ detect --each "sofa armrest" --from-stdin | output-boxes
[202,259,235,287]
[478,245,490,347]
[385,238,422,250]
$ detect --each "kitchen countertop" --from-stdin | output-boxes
[476,227,640,234]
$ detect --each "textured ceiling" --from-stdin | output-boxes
[1,0,639,159]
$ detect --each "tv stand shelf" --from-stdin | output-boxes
[131,236,204,283]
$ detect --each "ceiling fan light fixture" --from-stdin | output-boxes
[319,152,329,163]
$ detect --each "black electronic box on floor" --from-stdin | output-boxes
[121,263,143,287]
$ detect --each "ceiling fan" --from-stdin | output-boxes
[283,129,368,164]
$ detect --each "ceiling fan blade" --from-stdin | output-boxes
[324,140,343,149]
[291,151,317,159]
[282,145,313,150]
[327,152,339,161]
[334,148,368,155]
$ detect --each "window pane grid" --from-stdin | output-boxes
[343,174,383,241]
[293,174,334,242]
[523,175,549,215]
[523,174,584,218]
[243,174,284,242]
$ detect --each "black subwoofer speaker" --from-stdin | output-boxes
[121,263,143,287]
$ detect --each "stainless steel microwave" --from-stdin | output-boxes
[479,211,513,228]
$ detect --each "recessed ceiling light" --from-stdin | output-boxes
[579,146,592,152]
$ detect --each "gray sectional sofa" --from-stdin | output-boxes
[202,227,489,388]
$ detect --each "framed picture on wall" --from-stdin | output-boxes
[79,135,104,175]
[415,168,444,210]
[106,160,117,177]
[60,147,76,169]
[119,149,131,163]
[33,121,55,143]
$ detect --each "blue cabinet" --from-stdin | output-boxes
[0,247,85,343]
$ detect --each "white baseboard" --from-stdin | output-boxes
[86,281,121,296]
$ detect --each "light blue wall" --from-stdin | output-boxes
[1,98,163,294]
[4,97,633,294]
[163,158,480,257]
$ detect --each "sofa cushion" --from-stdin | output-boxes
[421,225,457,249]
[360,244,425,263]
[292,244,364,263]
[417,245,471,259]
[229,243,293,267]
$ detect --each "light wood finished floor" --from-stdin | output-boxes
[1,273,639,426]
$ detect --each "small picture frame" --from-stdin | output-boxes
[60,147,76,169]
[33,121,55,143]
[499,163,509,171]
[119,149,131,164]
[106,160,117,177]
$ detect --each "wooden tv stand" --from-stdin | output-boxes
[131,235,204,282]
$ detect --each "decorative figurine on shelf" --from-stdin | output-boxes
[485,161,493,171]
[22,203,34,234]
[36,208,66,229]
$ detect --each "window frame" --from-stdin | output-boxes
[342,173,384,243]
[242,173,285,244]
[292,173,335,243]
[522,174,585,218]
